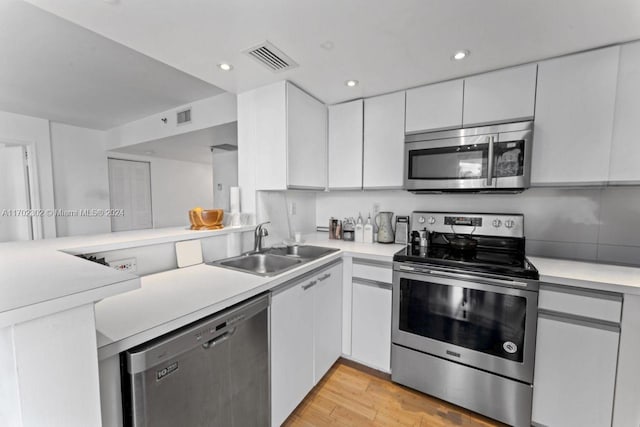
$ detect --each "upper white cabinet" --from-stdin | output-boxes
[251,81,327,191]
[532,46,620,185]
[363,92,406,189]
[328,100,363,189]
[610,41,640,183]
[287,83,328,189]
[405,79,463,133]
[463,64,537,127]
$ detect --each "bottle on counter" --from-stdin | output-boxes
[364,214,374,243]
[355,213,364,242]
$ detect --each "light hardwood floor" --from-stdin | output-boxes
[283,359,503,427]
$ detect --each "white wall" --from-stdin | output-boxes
[212,150,238,211]
[257,191,317,246]
[106,92,237,150]
[315,187,640,266]
[0,110,55,238]
[50,123,111,237]
[107,152,213,228]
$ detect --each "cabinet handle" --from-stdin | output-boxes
[318,273,331,281]
[302,280,318,290]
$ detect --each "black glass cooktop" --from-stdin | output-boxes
[394,233,539,280]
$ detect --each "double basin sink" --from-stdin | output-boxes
[211,245,339,277]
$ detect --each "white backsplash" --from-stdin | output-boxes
[314,187,640,266]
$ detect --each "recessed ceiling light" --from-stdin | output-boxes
[320,41,335,50]
[345,80,359,87]
[452,50,470,61]
[218,63,233,71]
[144,150,155,155]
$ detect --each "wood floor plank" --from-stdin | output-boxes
[282,359,504,427]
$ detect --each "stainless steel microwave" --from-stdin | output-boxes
[404,121,533,193]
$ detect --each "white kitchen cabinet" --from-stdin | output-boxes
[313,264,343,381]
[328,100,363,189]
[463,64,537,127]
[609,41,640,183]
[405,79,463,133]
[532,312,620,427]
[351,278,392,372]
[363,92,406,189]
[532,46,620,185]
[287,83,328,189]
[252,81,327,191]
[271,261,342,427]
[271,273,315,427]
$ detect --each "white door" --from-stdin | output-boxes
[0,144,33,242]
[286,82,327,190]
[271,279,315,427]
[532,313,619,427]
[108,158,153,232]
[351,280,392,372]
[363,92,406,189]
[405,79,463,133]
[463,64,537,127]
[532,46,620,185]
[328,100,363,189]
[313,263,343,382]
[610,40,640,182]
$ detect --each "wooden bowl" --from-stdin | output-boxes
[200,209,224,227]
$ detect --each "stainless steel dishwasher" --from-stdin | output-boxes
[122,293,270,427]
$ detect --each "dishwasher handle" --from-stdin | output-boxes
[202,327,237,349]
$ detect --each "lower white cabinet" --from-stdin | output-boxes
[532,312,620,427]
[271,261,342,427]
[351,278,392,372]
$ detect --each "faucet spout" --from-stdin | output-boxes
[254,221,270,252]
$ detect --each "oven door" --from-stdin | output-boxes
[392,267,538,383]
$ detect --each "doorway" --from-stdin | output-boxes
[108,158,153,232]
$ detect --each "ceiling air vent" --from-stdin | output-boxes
[243,41,298,73]
[177,108,192,125]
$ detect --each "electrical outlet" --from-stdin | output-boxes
[289,202,297,215]
[108,258,137,273]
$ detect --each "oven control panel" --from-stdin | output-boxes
[412,212,524,238]
[444,216,483,227]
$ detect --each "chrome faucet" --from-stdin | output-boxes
[253,221,270,252]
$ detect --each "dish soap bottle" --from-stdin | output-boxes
[364,214,374,243]
[355,213,364,242]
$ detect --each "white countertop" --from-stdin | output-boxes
[529,256,640,295]
[0,225,254,327]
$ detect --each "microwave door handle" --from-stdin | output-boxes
[487,136,494,186]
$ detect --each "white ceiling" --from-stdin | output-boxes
[0,1,224,129]
[112,121,237,165]
[25,0,640,104]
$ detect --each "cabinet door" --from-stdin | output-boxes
[405,79,463,133]
[532,313,619,427]
[610,41,640,183]
[463,64,537,127]
[313,263,343,382]
[363,92,406,189]
[328,100,363,189]
[271,279,315,427]
[532,47,619,185]
[287,82,327,190]
[351,280,392,372]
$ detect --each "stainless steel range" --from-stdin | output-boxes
[391,212,539,427]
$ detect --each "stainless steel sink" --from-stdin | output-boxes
[262,245,338,259]
[211,245,338,276]
[215,253,302,276]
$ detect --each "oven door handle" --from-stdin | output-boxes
[425,269,528,288]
